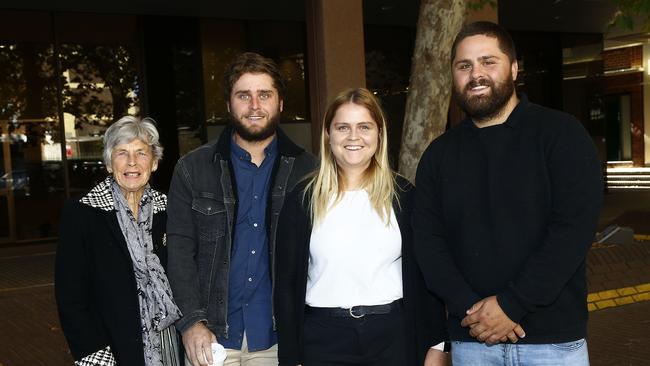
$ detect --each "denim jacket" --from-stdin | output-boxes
[166,126,315,336]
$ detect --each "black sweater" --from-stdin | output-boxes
[413,95,603,343]
[275,176,447,366]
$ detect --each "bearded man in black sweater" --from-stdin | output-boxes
[413,21,602,366]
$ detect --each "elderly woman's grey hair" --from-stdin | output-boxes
[103,116,163,169]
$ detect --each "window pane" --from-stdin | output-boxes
[0,42,64,241]
[57,44,140,194]
[200,20,310,149]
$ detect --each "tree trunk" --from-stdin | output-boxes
[398,0,466,182]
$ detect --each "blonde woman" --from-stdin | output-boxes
[274,88,447,366]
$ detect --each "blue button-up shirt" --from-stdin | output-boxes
[219,136,277,351]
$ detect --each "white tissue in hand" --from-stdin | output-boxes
[208,342,227,366]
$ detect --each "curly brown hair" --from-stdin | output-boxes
[222,52,286,101]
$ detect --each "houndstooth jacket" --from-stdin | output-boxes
[55,176,169,366]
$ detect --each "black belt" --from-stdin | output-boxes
[305,299,402,319]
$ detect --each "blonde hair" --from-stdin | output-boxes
[305,88,396,225]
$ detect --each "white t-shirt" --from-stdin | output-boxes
[305,189,403,308]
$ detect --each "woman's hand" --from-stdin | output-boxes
[424,348,448,366]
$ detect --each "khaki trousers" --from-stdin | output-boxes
[184,333,278,366]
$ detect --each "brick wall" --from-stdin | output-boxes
[603,45,643,71]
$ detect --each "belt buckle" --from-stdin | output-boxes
[349,306,364,319]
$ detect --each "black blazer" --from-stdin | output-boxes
[55,179,168,366]
[274,176,447,366]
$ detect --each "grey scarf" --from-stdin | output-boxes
[112,181,181,366]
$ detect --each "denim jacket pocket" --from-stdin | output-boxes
[192,196,226,242]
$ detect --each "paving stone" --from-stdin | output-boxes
[617,287,638,296]
[638,273,650,283]
[609,262,629,272]
[620,277,642,288]
[606,270,627,280]
[627,259,645,268]
[0,286,73,365]
[587,293,600,302]
[614,296,635,306]
[636,283,650,293]
[595,299,617,309]
[588,301,650,366]
[597,289,619,300]
[603,280,624,290]
[589,283,606,292]
[588,273,607,284]
[632,292,650,302]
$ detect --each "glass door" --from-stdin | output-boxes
[0,42,64,242]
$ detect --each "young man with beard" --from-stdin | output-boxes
[166,52,315,366]
[413,22,602,365]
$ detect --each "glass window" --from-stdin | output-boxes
[200,19,311,150]
[57,43,141,193]
[0,11,140,242]
[0,42,64,241]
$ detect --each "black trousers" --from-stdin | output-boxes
[302,303,407,366]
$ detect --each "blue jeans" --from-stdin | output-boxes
[452,339,589,366]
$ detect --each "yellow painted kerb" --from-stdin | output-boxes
[588,282,650,311]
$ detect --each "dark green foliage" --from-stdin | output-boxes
[610,0,650,30]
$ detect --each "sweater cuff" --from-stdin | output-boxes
[449,291,483,319]
[496,290,528,323]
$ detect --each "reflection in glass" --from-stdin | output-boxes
[173,42,204,156]
[57,44,140,193]
[0,43,64,241]
[201,20,245,126]
[200,20,309,125]
[0,42,141,241]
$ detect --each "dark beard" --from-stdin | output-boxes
[230,111,281,142]
[453,74,515,121]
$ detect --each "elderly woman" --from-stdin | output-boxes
[55,116,181,366]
